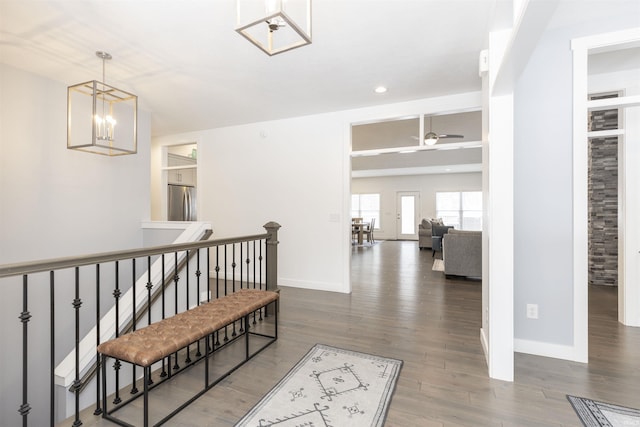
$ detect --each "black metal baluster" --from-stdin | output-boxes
[231,244,237,337]
[246,241,251,290]
[247,240,256,289]
[232,243,237,293]
[252,241,257,325]
[113,261,122,404]
[206,247,211,303]
[173,252,180,370]
[207,247,213,351]
[214,246,219,301]
[160,254,167,377]
[19,275,31,427]
[215,247,220,347]
[184,250,192,364]
[94,265,103,415]
[185,249,190,311]
[264,239,269,319]
[239,242,244,334]
[146,256,153,327]
[259,241,264,321]
[223,245,229,342]
[224,245,228,297]
[50,271,55,426]
[72,267,82,426]
[259,239,264,290]
[146,256,154,385]
[195,249,202,358]
[130,259,138,395]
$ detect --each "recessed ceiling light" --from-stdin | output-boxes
[374,86,387,94]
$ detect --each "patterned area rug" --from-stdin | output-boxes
[432,259,444,272]
[235,344,402,427]
[567,395,640,426]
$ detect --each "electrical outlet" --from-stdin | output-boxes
[526,304,538,319]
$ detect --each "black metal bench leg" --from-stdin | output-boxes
[205,335,211,388]
[101,354,108,418]
[144,366,150,427]
[245,314,250,360]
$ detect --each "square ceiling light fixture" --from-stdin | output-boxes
[67,52,137,156]
[236,0,312,56]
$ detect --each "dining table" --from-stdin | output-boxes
[351,221,370,245]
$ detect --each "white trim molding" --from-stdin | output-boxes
[514,338,585,362]
[571,27,640,363]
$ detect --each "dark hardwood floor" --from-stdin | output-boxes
[69,240,640,426]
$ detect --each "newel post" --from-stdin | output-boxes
[263,222,281,294]
[264,222,281,315]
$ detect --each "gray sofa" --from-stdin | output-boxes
[418,218,444,249]
[443,229,481,278]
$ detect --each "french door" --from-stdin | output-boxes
[396,191,420,240]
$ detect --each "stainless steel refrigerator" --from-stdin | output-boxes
[168,184,197,221]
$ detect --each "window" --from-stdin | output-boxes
[436,191,482,230]
[351,193,380,229]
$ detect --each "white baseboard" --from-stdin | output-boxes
[514,338,587,363]
[480,328,489,364]
[204,272,350,294]
[279,277,350,294]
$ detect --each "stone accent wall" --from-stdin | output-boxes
[588,94,618,287]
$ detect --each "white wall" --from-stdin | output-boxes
[0,64,151,262]
[351,173,482,239]
[513,12,640,355]
[155,113,348,292]
[0,63,151,426]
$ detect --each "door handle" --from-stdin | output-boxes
[183,192,188,221]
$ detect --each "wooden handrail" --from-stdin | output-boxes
[0,233,269,279]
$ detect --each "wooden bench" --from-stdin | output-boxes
[97,288,279,427]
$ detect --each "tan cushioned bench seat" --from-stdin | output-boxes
[97,289,278,367]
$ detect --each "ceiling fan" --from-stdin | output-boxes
[414,117,464,146]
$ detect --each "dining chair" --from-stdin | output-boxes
[351,223,359,244]
[363,218,375,244]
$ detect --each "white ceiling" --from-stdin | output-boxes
[0,0,498,137]
[2,0,637,148]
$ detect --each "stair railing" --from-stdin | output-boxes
[0,221,280,427]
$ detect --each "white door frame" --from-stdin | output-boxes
[396,191,420,240]
[572,28,640,362]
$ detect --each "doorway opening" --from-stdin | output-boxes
[572,29,640,362]
[350,110,482,241]
[397,191,420,240]
[162,143,198,221]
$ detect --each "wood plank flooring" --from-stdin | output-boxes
[68,240,640,426]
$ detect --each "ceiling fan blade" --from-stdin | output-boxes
[438,134,464,139]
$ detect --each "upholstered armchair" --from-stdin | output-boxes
[418,219,433,249]
[431,224,454,256]
[418,218,445,250]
